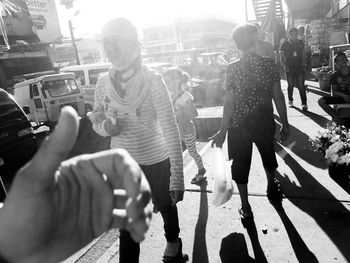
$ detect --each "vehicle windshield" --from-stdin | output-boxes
[88,68,109,85]
[42,79,80,98]
[0,94,26,125]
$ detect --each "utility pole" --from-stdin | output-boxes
[245,0,249,22]
[68,20,80,65]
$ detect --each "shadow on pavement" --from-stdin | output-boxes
[292,107,331,128]
[274,117,327,169]
[271,200,318,263]
[275,144,350,261]
[192,181,209,263]
[219,233,254,263]
[245,221,268,263]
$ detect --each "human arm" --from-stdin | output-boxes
[91,77,121,137]
[279,43,288,72]
[272,81,290,142]
[329,73,350,102]
[0,107,151,263]
[151,75,184,203]
[210,89,234,148]
[210,65,235,148]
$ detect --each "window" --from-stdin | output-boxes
[0,94,26,125]
[88,68,109,85]
[32,84,39,97]
[42,79,80,98]
[65,70,85,86]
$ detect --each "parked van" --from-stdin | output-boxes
[13,73,85,127]
[60,63,111,111]
[0,89,38,193]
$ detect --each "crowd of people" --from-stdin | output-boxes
[1,16,349,263]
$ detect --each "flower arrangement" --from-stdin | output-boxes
[310,123,350,165]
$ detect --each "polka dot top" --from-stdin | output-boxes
[225,54,280,127]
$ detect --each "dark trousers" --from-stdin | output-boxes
[318,96,346,121]
[286,69,307,105]
[228,102,278,184]
[119,158,180,263]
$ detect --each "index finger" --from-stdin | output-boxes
[88,149,150,199]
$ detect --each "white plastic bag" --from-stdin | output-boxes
[212,148,234,207]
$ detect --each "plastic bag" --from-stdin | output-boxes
[212,148,234,207]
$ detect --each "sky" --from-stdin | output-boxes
[55,0,255,38]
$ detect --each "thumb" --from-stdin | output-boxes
[18,107,79,187]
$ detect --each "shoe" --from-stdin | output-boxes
[302,104,308,111]
[162,238,189,263]
[191,174,206,184]
[238,205,254,229]
[288,101,293,107]
[267,178,283,203]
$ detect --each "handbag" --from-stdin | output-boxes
[212,148,234,207]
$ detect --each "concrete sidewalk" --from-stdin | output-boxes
[65,80,350,263]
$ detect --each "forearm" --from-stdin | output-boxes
[220,91,234,132]
[160,115,184,191]
[273,82,289,127]
[152,78,184,191]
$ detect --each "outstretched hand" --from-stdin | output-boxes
[0,107,152,263]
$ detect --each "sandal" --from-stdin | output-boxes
[238,206,254,229]
[163,238,189,263]
[267,178,283,203]
[191,175,206,184]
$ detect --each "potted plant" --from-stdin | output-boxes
[310,123,350,190]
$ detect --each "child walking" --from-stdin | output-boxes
[164,67,206,184]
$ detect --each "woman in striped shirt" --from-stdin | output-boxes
[90,18,188,263]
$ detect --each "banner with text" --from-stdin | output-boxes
[25,0,62,42]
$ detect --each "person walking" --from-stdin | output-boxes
[163,67,206,184]
[211,23,290,227]
[90,18,188,263]
[280,27,308,111]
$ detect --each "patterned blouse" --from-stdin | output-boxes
[225,54,280,127]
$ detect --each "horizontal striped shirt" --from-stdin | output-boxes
[92,67,184,191]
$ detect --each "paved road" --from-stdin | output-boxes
[64,80,350,263]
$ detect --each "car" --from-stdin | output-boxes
[0,89,39,197]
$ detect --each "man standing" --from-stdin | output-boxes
[280,27,307,111]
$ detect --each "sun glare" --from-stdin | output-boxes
[56,0,247,38]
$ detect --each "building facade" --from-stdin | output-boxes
[142,15,238,55]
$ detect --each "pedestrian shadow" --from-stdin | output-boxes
[245,221,268,263]
[292,108,331,128]
[192,181,209,263]
[271,200,318,263]
[274,116,327,169]
[219,233,254,263]
[275,143,350,261]
[219,221,267,262]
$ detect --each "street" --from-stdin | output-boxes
[64,80,350,263]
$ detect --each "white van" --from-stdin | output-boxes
[60,63,111,111]
[13,73,85,126]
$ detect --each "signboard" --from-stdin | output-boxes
[60,0,74,9]
[25,0,62,42]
